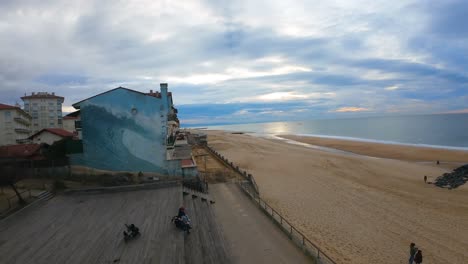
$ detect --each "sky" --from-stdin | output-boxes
[0,0,467,125]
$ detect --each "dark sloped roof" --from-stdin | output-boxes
[65,110,80,117]
[72,87,163,109]
[21,93,64,100]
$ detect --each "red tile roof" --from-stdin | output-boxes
[30,128,76,139]
[181,159,196,168]
[0,103,31,117]
[0,103,19,110]
[63,116,78,120]
[0,144,44,159]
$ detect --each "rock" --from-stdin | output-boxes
[434,164,468,189]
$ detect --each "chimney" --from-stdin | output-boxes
[160,83,169,112]
[32,92,35,95]
[52,92,55,95]
[160,83,168,95]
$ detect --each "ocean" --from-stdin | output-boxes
[202,114,468,150]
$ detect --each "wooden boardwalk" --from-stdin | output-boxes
[183,192,231,264]
[0,183,311,264]
[0,187,184,264]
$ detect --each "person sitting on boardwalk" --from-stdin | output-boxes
[181,214,192,234]
[414,250,423,264]
[178,207,186,218]
[172,207,191,233]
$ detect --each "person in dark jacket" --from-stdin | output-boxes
[409,243,417,264]
[414,250,422,264]
[178,207,186,218]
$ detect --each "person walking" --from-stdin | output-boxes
[414,250,423,264]
[409,243,417,264]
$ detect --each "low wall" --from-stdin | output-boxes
[64,180,181,195]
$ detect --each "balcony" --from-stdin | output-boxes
[14,117,30,126]
[16,138,32,144]
[15,128,31,134]
[167,113,179,124]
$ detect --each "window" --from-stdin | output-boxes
[58,119,62,125]
[4,111,11,121]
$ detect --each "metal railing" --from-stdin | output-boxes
[204,145,260,194]
[183,179,207,193]
[2,189,32,211]
[238,181,336,264]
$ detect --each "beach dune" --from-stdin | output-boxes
[206,130,468,264]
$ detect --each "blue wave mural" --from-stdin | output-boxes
[71,88,169,174]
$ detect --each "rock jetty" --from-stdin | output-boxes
[434,164,468,189]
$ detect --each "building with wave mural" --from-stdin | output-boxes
[69,83,197,179]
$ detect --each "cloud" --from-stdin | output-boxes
[0,0,467,125]
[385,85,400,91]
[333,107,370,113]
[441,109,468,114]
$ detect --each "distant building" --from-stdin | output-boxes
[70,84,194,177]
[29,128,76,145]
[21,92,64,133]
[0,103,32,146]
[63,110,81,139]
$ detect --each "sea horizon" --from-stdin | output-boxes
[187,113,468,150]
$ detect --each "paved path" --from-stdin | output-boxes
[210,183,312,264]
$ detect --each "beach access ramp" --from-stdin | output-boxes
[210,183,312,264]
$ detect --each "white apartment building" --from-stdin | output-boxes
[21,92,64,133]
[0,103,32,146]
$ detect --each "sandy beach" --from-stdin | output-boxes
[205,130,468,264]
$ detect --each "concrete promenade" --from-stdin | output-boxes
[210,183,312,264]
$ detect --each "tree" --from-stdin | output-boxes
[0,161,26,205]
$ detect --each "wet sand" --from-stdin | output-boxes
[205,130,468,264]
[280,135,468,164]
